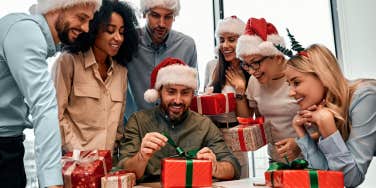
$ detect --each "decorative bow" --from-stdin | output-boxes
[163,132,199,159]
[267,158,319,188]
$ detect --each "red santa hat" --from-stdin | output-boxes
[144,57,197,103]
[140,0,181,16]
[236,17,285,59]
[30,0,102,14]
[215,15,246,37]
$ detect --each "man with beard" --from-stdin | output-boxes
[124,0,198,119]
[118,58,240,182]
[0,0,101,187]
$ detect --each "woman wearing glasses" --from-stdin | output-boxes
[226,17,309,163]
[204,16,251,178]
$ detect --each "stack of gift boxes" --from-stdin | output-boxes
[190,93,268,152]
[190,93,345,187]
[61,149,136,188]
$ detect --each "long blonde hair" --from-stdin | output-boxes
[287,44,351,140]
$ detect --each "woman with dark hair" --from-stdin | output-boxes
[52,0,138,154]
[204,16,251,178]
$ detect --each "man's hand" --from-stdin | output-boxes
[196,147,217,175]
[139,132,167,161]
[275,138,301,162]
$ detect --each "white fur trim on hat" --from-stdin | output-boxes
[236,34,285,59]
[155,64,197,90]
[140,0,180,16]
[30,0,102,14]
[215,17,246,37]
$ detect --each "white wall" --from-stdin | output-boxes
[334,0,376,79]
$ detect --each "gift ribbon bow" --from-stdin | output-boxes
[163,132,200,187]
[236,116,266,150]
[267,159,318,188]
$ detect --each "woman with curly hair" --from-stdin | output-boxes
[284,44,376,187]
[52,0,138,155]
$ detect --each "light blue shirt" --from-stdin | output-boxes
[296,82,376,187]
[125,26,197,117]
[0,13,63,187]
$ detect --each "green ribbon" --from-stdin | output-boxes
[163,132,200,187]
[163,132,199,159]
[267,159,318,188]
[185,159,193,187]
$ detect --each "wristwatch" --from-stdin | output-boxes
[235,93,245,100]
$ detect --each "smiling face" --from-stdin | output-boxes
[159,84,194,122]
[285,66,326,110]
[219,32,240,62]
[93,12,124,57]
[241,54,285,84]
[55,4,96,44]
[145,7,174,44]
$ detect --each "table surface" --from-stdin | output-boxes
[134,177,268,188]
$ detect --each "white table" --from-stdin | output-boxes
[134,177,268,188]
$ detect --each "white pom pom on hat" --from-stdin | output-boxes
[236,17,285,59]
[144,57,197,103]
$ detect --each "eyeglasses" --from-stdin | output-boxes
[240,56,269,71]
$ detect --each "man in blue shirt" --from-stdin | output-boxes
[0,0,101,187]
[125,0,198,118]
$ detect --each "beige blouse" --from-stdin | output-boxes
[53,48,127,152]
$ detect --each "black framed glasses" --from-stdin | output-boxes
[240,56,269,71]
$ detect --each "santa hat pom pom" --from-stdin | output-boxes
[144,89,159,103]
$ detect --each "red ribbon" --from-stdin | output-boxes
[237,125,247,151]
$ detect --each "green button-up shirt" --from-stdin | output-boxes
[119,107,240,182]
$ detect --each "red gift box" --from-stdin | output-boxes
[222,117,267,151]
[161,158,212,188]
[65,150,112,172]
[265,170,344,188]
[101,170,136,188]
[190,93,235,115]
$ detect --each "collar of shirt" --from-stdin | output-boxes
[156,106,190,127]
[32,14,57,57]
[84,48,115,73]
[142,26,176,51]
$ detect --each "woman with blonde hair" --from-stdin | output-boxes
[284,43,376,187]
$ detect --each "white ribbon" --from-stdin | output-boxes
[197,96,203,114]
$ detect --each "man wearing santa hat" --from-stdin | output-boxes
[0,0,101,187]
[118,58,240,182]
[125,0,198,119]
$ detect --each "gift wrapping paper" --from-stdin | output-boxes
[161,158,212,188]
[265,170,344,188]
[101,170,136,188]
[222,123,266,152]
[190,93,235,115]
[62,150,110,188]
